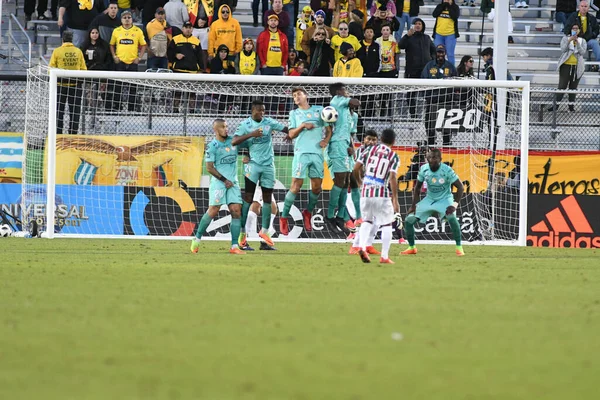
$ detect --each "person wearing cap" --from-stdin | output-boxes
[168,21,204,73]
[257,14,289,75]
[330,21,361,63]
[146,7,173,70]
[333,41,363,77]
[394,0,421,43]
[89,1,120,43]
[140,0,169,25]
[432,0,460,65]
[58,0,105,48]
[208,4,243,60]
[164,0,190,36]
[49,30,87,135]
[295,5,314,58]
[235,38,260,75]
[348,9,365,41]
[263,0,291,34]
[421,43,457,145]
[301,9,335,60]
[108,10,147,111]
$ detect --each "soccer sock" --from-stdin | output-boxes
[261,200,272,232]
[351,188,361,219]
[448,215,462,246]
[240,200,251,232]
[195,214,213,240]
[380,225,392,259]
[367,222,379,246]
[352,229,361,247]
[230,218,241,247]
[358,221,373,250]
[405,215,417,247]
[328,185,342,218]
[269,213,276,231]
[338,189,349,221]
[282,191,296,217]
[246,210,258,236]
[307,191,319,212]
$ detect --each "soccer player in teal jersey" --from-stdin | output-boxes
[338,111,361,235]
[232,100,288,250]
[326,82,360,235]
[401,148,465,256]
[279,87,333,236]
[191,119,246,255]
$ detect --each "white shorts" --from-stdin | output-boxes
[192,28,209,51]
[360,197,394,226]
[253,185,276,204]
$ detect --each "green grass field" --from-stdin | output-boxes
[1,239,599,400]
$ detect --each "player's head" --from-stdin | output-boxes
[213,118,228,138]
[329,82,347,97]
[251,100,265,121]
[380,129,395,146]
[292,87,309,106]
[363,130,378,147]
[427,148,442,171]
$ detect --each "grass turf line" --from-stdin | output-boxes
[1,239,599,400]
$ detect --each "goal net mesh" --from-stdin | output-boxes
[22,66,526,243]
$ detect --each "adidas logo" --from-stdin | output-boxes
[527,195,599,248]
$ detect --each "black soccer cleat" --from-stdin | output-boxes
[259,241,277,251]
[358,249,371,263]
[335,217,350,235]
[324,216,340,232]
[240,244,255,251]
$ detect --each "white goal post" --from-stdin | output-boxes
[23,66,529,245]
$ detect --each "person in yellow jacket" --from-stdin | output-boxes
[49,31,87,134]
[295,5,314,58]
[330,21,361,63]
[333,42,364,77]
[208,4,242,61]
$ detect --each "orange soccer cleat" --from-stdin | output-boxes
[345,219,356,233]
[348,246,360,255]
[400,247,418,255]
[301,209,312,232]
[279,217,289,236]
[456,246,465,257]
[229,247,247,255]
[365,245,381,255]
[258,230,274,246]
[379,257,395,264]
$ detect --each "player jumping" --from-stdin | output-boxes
[401,148,465,256]
[191,119,245,255]
[279,87,332,236]
[352,128,401,264]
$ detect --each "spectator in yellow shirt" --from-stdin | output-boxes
[333,42,364,77]
[49,31,87,134]
[330,21,361,62]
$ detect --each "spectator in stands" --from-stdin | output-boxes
[116,0,133,17]
[146,7,172,70]
[90,1,121,44]
[399,17,434,117]
[253,0,269,26]
[310,0,334,26]
[264,0,290,34]
[168,21,204,112]
[514,0,529,8]
[421,44,457,145]
[139,0,168,25]
[357,25,380,77]
[376,23,400,116]
[307,27,334,76]
[164,0,189,36]
[208,4,242,61]
[58,0,105,48]
[301,10,335,60]
[235,38,260,74]
[109,10,147,111]
[549,24,587,112]
[190,5,210,71]
[210,44,236,73]
[213,0,238,22]
[395,0,420,43]
[333,42,364,77]
[370,0,396,22]
[348,9,364,41]
[480,47,514,80]
[289,59,307,75]
[332,0,355,29]
[330,21,361,62]
[555,0,577,29]
[25,0,55,21]
[49,31,87,134]
[367,4,400,39]
[457,54,474,77]
[288,49,299,70]
[564,1,600,71]
[296,5,315,59]
[281,0,296,48]
[257,14,289,75]
[81,27,112,70]
[432,0,460,65]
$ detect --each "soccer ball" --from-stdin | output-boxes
[321,106,339,123]
[0,224,12,237]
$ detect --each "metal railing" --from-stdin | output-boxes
[7,13,32,68]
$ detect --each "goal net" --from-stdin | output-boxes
[21,66,529,245]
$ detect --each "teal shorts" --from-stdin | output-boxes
[328,156,352,176]
[327,140,350,160]
[414,196,455,221]
[292,153,324,180]
[209,181,243,206]
[244,161,275,189]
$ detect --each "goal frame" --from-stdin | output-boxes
[40,69,530,245]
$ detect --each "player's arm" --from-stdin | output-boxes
[349,98,361,110]
[206,161,233,188]
[231,129,262,146]
[389,171,399,214]
[288,122,313,139]
[408,179,423,215]
[320,125,332,148]
[446,178,464,215]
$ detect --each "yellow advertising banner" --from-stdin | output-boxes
[48,135,205,187]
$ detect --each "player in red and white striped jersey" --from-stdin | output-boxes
[352,129,401,264]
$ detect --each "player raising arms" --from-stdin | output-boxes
[191,119,245,255]
[232,100,288,250]
[353,128,401,264]
[326,82,360,234]
[401,148,465,256]
[280,87,332,236]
